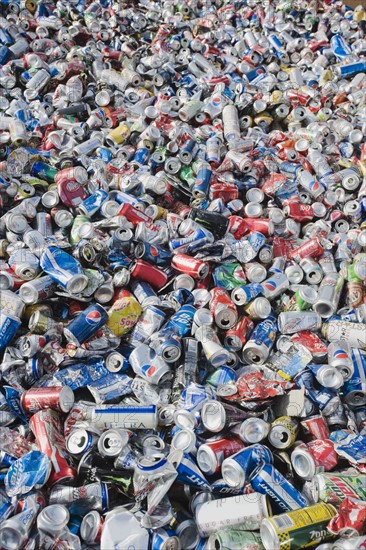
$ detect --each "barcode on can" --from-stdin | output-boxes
[273,514,295,531]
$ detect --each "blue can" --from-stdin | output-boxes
[294,370,338,412]
[164,304,196,337]
[133,147,150,165]
[248,231,266,253]
[64,303,109,345]
[331,34,352,59]
[0,451,16,468]
[130,279,160,307]
[250,463,308,513]
[0,314,21,350]
[135,241,172,266]
[79,189,108,216]
[244,66,267,82]
[193,164,212,198]
[338,61,366,78]
[231,282,263,305]
[279,161,302,178]
[151,528,180,550]
[222,444,273,488]
[344,349,366,407]
[169,228,213,254]
[0,489,14,522]
[40,246,88,293]
[96,147,113,162]
[206,366,237,388]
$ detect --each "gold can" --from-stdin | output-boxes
[107,290,142,336]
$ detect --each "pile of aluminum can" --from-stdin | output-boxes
[0,0,366,547]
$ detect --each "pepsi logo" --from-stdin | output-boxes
[211,97,221,107]
[264,280,277,291]
[85,310,102,325]
[142,364,156,377]
[334,350,348,359]
[311,181,320,192]
[151,246,158,257]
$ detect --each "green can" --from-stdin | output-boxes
[208,529,264,550]
[311,473,366,505]
[285,286,318,311]
[212,263,247,291]
[30,161,58,183]
[70,214,90,245]
[179,166,195,188]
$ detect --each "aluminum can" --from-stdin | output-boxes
[21,387,74,414]
[260,503,337,550]
[250,463,308,512]
[64,303,108,345]
[197,437,244,476]
[196,493,270,537]
[221,444,273,489]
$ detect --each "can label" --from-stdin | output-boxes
[266,503,337,549]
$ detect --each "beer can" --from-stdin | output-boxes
[268,416,299,450]
[221,444,273,489]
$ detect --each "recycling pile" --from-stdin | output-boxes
[0,0,366,548]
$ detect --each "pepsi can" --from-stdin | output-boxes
[63,303,109,345]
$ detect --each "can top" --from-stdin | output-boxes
[201,401,226,433]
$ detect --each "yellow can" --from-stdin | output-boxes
[260,503,337,550]
[107,291,142,336]
[106,123,130,146]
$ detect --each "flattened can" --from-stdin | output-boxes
[260,503,337,550]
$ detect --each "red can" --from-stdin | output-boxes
[307,439,338,471]
[130,259,168,289]
[118,203,152,225]
[29,409,76,485]
[209,183,239,202]
[209,287,238,330]
[300,414,330,440]
[290,237,324,262]
[228,215,249,239]
[243,217,273,236]
[21,386,75,414]
[197,437,245,475]
[171,254,209,279]
[224,315,254,351]
[54,166,88,185]
[291,331,328,361]
[284,202,314,222]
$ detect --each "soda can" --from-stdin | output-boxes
[290,238,324,263]
[260,503,337,550]
[221,444,273,489]
[106,290,142,337]
[196,493,270,537]
[19,276,56,306]
[209,287,238,329]
[313,274,344,319]
[64,303,108,345]
[343,349,366,407]
[40,246,88,294]
[80,510,104,545]
[278,312,322,334]
[29,409,76,486]
[231,282,263,306]
[291,440,338,481]
[21,387,74,414]
[207,529,264,550]
[299,258,323,285]
[224,316,254,351]
[238,418,270,444]
[300,415,330,441]
[242,317,277,365]
[250,463,308,512]
[197,437,245,476]
[171,254,209,280]
[244,297,271,319]
[322,320,366,350]
[268,416,298,450]
[310,473,366,504]
[261,272,289,299]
